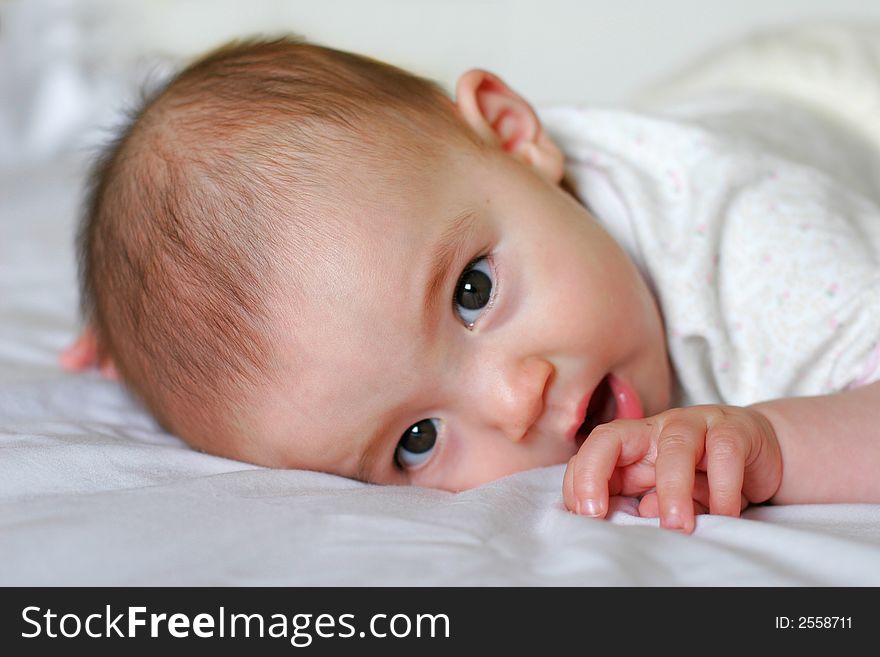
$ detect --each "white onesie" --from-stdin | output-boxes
[540,28,880,406]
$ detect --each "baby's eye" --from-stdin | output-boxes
[396,418,439,470]
[454,256,494,327]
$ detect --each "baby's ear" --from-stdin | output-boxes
[455,69,564,184]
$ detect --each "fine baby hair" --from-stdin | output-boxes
[77,36,479,454]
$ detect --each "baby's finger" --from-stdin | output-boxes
[705,421,747,517]
[638,492,707,518]
[562,455,577,513]
[682,473,747,512]
[642,474,749,518]
[570,426,621,518]
[570,420,653,518]
[654,416,703,533]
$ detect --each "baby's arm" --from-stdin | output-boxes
[563,381,880,532]
[750,381,880,505]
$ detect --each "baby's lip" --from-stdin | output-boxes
[608,372,644,420]
[565,373,643,446]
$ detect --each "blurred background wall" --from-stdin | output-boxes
[1,0,879,168]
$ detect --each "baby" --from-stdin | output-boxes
[62,36,880,534]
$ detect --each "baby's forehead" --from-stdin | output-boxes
[282,163,456,241]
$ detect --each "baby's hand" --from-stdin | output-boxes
[562,405,782,533]
[59,325,119,380]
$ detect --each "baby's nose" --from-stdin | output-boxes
[478,356,552,443]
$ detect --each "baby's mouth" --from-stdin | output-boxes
[575,375,616,447]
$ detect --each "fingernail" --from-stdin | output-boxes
[663,509,684,531]
[580,498,600,517]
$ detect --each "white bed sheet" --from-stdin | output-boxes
[3,156,880,586]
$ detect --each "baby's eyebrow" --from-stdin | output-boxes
[421,209,478,333]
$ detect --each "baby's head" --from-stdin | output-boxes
[79,37,672,490]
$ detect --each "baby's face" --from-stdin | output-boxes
[239,140,672,491]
